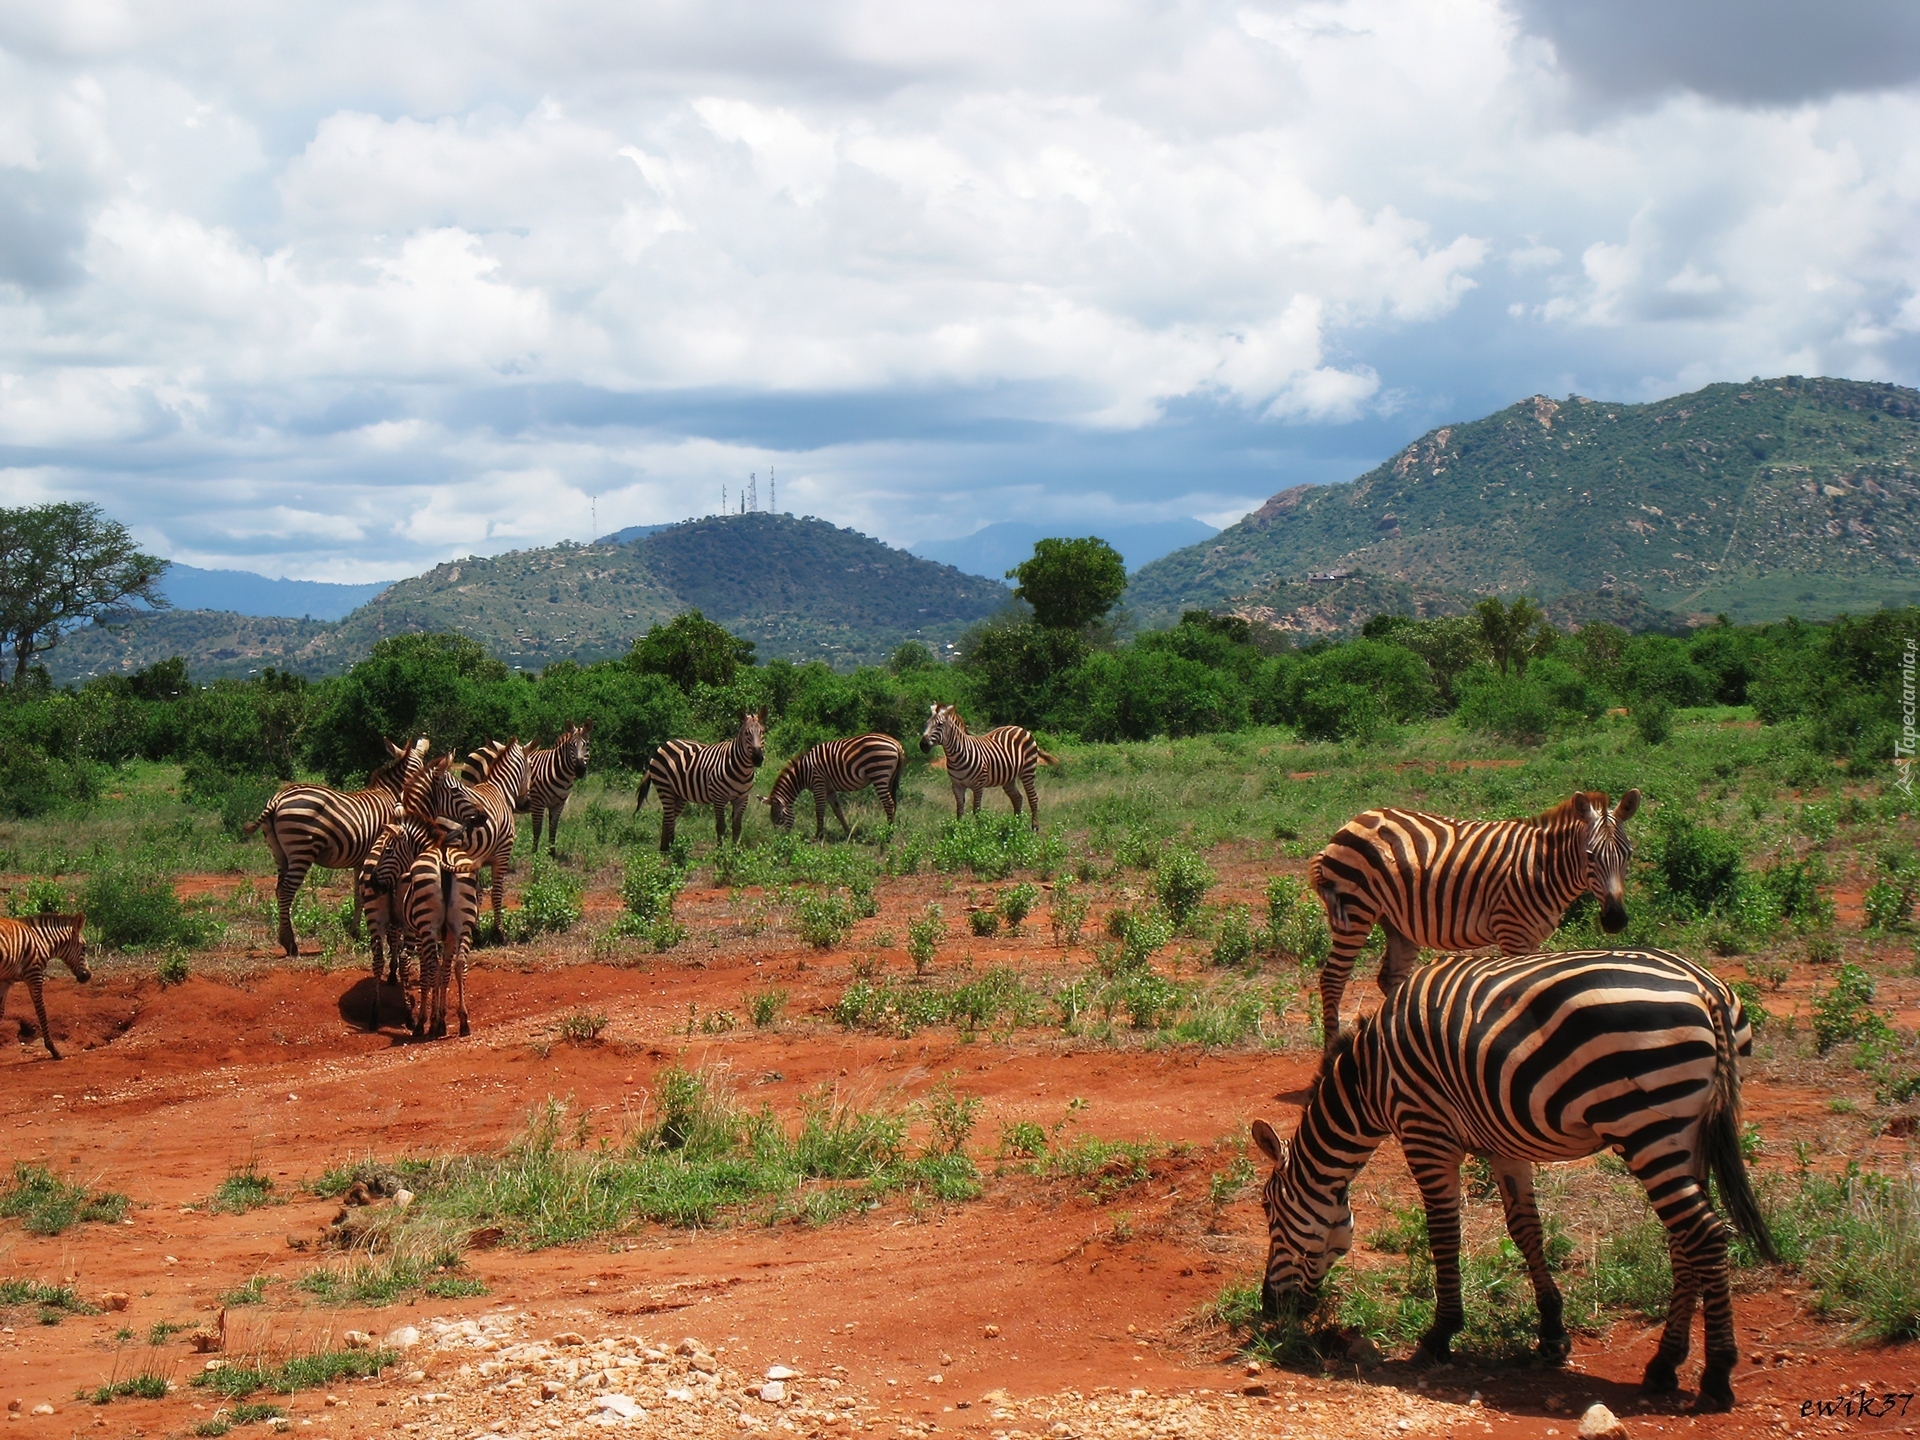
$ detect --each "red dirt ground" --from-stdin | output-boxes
[2,864,1917,1440]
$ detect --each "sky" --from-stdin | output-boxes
[2,0,1919,582]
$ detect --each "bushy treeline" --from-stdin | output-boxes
[0,599,1910,822]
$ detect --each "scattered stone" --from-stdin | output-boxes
[983,1325,1000,1339]
[30,1406,53,1417]
[1243,1362,1260,1377]
[203,1362,227,1373]
[1345,1334,1383,1368]
[665,1388,694,1404]
[674,1339,701,1357]
[385,1326,422,1350]
[392,1189,415,1209]
[540,1381,565,1401]
[5,1400,20,1414]
[342,1332,375,1351]
[690,1353,719,1375]
[555,1332,588,1347]
[97,1293,129,1313]
[284,1234,310,1251]
[1242,1384,1270,1398]
[758,1382,786,1404]
[764,1367,796,1382]
[323,1394,342,1407]
[1578,1403,1629,1440]
[596,1395,641,1419]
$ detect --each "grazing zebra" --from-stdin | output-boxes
[521,722,592,855]
[400,841,484,1038]
[919,703,1058,830]
[1306,789,1640,1052]
[1252,948,1774,1412]
[454,739,533,933]
[0,913,89,1060]
[246,736,430,958]
[635,711,766,852]
[356,818,435,1031]
[762,733,906,839]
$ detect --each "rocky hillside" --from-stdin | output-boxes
[1128,375,1920,627]
[49,514,1009,681]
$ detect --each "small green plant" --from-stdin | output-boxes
[193,1402,288,1436]
[193,1348,396,1399]
[6,879,69,917]
[620,850,684,922]
[1865,878,1916,933]
[83,1373,170,1404]
[1103,906,1173,971]
[157,950,190,986]
[997,881,1040,934]
[1632,696,1674,745]
[83,867,218,951]
[219,1275,271,1308]
[1265,876,1331,965]
[504,855,584,940]
[147,1320,190,1344]
[796,890,857,948]
[0,1279,95,1316]
[557,1012,607,1044]
[747,987,788,1029]
[998,1120,1049,1158]
[0,1165,129,1235]
[209,1163,276,1215]
[1048,879,1088,949]
[906,903,943,974]
[1208,1154,1256,1207]
[968,907,1000,937]
[1813,964,1891,1053]
[1153,846,1214,928]
[1211,905,1256,968]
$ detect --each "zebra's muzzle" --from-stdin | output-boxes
[919,738,933,753]
[1600,899,1628,933]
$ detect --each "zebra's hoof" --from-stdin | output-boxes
[1412,1337,1452,1368]
[1537,1334,1573,1366]
[1640,1359,1681,1396]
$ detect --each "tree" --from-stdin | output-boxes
[628,610,756,693]
[1007,537,1127,632]
[1474,596,1555,678]
[0,503,169,683]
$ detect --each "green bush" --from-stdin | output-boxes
[796,890,857,949]
[997,881,1040,933]
[1632,696,1675,746]
[1649,810,1744,918]
[1455,670,1559,744]
[968,908,1000,937]
[620,851,684,922]
[932,811,1065,880]
[83,867,217,951]
[1153,846,1214,928]
[0,747,99,819]
[1290,681,1386,744]
[6,879,69,917]
[1865,878,1916,933]
[1265,876,1332,965]
[505,856,584,940]
[1048,881,1087,949]
[1211,905,1256,968]
[0,1164,129,1235]
[906,904,943,974]
[1813,965,1891,1054]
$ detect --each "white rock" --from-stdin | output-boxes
[665,1388,695,1403]
[385,1326,422,1350]
[675,1338,701,1357]
[30,1404,55,1415]
[1578,1403,1630,1440]
[759,1382,786,1403]
[764,1366,797,1381]
[597,1395,641,1419]
[342,1331,375,1351]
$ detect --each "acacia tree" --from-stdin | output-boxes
[1474,596,1556,678]
[1007,537,1128,632]
[628,610,756,693]
[0,503,169,683]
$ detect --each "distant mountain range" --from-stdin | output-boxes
[157,564,395,621]
[912,518,1218,581]
[51,514,1008,681]
[1127,375,1920,631]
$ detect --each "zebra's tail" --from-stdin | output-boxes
[1702,992,1779,1264]
[1306,853,1353,928]
[635,774,653,814]
[241,805,273,839]
[1034,744,1060,767]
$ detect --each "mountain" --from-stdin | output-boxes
[157,564,394,620]
[913,518,1218,581]
[47,513,1009,682]
[594,524,673,545]
[1126,376,1920,628]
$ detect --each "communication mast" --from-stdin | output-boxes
[770,467,776,512]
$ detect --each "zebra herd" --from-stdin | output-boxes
[6,697,1779,1404]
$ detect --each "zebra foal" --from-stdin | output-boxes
[635,711,766,852]
[919,703,1057,830]
[763,733,906,839]
[0,913,89,1059]
[521,723,591,855]
[1307,788,1639,1050]
[1251,948,1774,1412]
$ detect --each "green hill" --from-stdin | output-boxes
[48,514,1008,682]
[1127,375,1920,627]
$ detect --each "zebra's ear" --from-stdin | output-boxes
[1250,1118,1287,1167]
[1572,791,1598,823]
[1615,788,1641,823]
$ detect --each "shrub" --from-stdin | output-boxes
[997,881,1040,933]
[1865,878,1916,933]
[620,851,684,922]
[0,748,99,820]
[6,879,68,917]
[796,890,857,949]
[747,988,788,1029]
[906,904,944,974]
[1290,681,1386,744]
[968,908,1000,937]
[1048,880,1087,949]
[1632,696,1675,746]
[932,812,1066,880]
[1813,965,1891,1054]
[1649,810,1744,918]
[1153,846,1214,928]
[1212,905,1256,968]
[505,856,584,940]
[156,951,189,986]
[1104,906,1174,971]
[1266,876,1332,965]
[83,867,216,951]
[1455,670,1560,744]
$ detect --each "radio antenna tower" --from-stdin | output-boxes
[769,467,776,512]
[721,484,727,515]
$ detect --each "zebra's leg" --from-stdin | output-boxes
[26,978,61,1060]
[528,807,545,855]
[1004,781,1023,815]
[814,790,829,841]
[275,860,310,958]
[1623,1138,1729,1402]
[971,787,984,814]
[659,798,681,854]
[732,796,748,842]
[1022,771,1041,830]
[490,859,507,938]
[829,792,853,839]
[950,781,966,819]
[1378,926,1421,997]
[1489,1156,1569,1363]
[1317,922,1375,1054]
[1404,1136,1468,1364]
[877,780,897,825]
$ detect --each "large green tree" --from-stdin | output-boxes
[0,503,170,683]
[628,610,756,693]
[1007,537,1127,632]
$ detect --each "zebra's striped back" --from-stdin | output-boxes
[358,819,433,1025]
[448,740,531,929]
[1253,947,1771,1409]
[0,913,89,1059]
[919,703,1057,829]
[766,733,906,834]
[401,842,483,1038]
[1305,789,1639,1048]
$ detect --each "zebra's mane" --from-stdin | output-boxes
[1529,791,1605,828]
[1307,1017,1367,1106]
[367,741,421,791]
[20,912,82,933]
[463,739,515,783]
[767,753,805,803]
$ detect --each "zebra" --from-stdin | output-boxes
[356,818,435,1031]
[399,840,484,1039]
[0,913,88,1060]
[246,736,429,959]
[635,710,766,852]
[1251,947,1775,1412]
[1306,789,1639,1052]
[919,702,1058,830]
[521,722,592,855]
[761,733,906,839]
[454,739,533,934]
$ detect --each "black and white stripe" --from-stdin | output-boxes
[521,723,592,855]
[454,739,532,933]
[0,913,89,1060]
[1252,948,1774,1412]
[357,818,434,1031]
[635,710,767,851]
[763,733,906,839]
[400,841,483,1039]
[919,702,1057,830]
[246,736,428,958]
[1306,789,1640,1051]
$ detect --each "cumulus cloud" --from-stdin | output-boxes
[0,0,1915,579]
